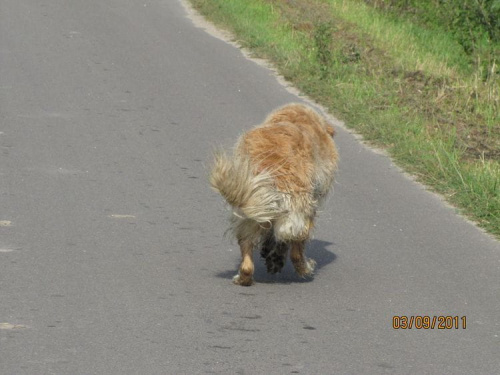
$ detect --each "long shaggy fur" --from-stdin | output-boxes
[210,151,286,224]
[210,103,338,285]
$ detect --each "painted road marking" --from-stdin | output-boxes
[0,323,27,330]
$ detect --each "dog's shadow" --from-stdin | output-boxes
[216,239,336,284]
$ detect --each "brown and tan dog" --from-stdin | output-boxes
[210,104,338,285]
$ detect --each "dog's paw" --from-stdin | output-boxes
[233,273,254,286]
[265,253,285,274]
[295,258,317,278]
[305,258,317,275]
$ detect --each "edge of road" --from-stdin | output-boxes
[178,0,499,243]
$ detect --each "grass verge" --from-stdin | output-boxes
[188,0,500,238]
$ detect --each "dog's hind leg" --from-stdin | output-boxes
[290,240,316,277]
[233,238,255,286]
[260,233,288,274]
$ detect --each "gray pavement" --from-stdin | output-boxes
[1,0,499,374]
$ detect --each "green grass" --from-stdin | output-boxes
[189,0,500,238]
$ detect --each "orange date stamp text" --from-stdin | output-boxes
[392,316,466,329]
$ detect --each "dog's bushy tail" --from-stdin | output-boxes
[210,150,286,223]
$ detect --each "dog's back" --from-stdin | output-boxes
[240,104,337,198]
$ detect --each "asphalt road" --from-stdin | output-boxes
[1,1,499,374]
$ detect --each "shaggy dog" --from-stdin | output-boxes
[210,103,338,286]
